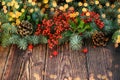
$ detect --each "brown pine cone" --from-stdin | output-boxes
[92,31,109,46]
[17,21,33,36]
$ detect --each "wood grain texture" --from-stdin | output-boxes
[1,45,30,80]
[1,45,47,80]
[0,43,120,80]
[0,46,10,80]
[86,44,117,80]
[44,43,88,80]
[110,45,120,80]
[30,45,46,80]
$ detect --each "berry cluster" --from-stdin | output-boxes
[35,10,73,49]
[81,11,104,29]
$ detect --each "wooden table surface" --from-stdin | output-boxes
[0,43,120,80]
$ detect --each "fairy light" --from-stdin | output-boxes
[28,0,32,3]
[64,4,69,9]
[38,3,42,7]
[43,0,49,4]
[83,3,88,7]
[78,2,83,7]
[111,4,115,8]
[59,6,64,11]
[86,12,90,16]
[118,14,120,19]
[66,0,73,3]
[101,14,106,18]
[95,1,99,5]
[52,1,57,7]
[118,8,120,12]
[2,1,5,5]
[98,4,102,9]
[82,8,87,12]
[106,2,110,7]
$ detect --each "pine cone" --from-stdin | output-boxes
[17,21,33,36]
[92,31,109,46]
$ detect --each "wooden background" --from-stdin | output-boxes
[0,43,120,80]
[0,0,120,80]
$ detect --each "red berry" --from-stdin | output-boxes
[82,48,88,54]
[52,51,58,56]
[37,24,41,27]
[28,44,33,51]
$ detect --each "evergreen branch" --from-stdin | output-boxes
[8,34,20,44]
[18,38,28,50]
[0,12,8,24]
[24,35,40,45]
[70,34,83,50]
[1,34,11,47]
[1,23,17,33]
[39,35,48,44]
[59,30,72,45]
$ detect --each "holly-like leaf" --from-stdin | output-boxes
[69,20,77,30]
[78,19,84,29]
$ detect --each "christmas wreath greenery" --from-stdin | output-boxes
[0,0,120,54]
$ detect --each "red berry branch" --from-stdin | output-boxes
[81,11,104,29]
[35,10,74,49]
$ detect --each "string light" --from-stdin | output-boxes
[86,12,90,16]
[2,1,5,5]
[101,14,106,18]
[59,6,64,11]
[111,4,115,8]
[83,3,88,7]
[64,4,69,9]
[118,14,120,19]
[106,2,110,7]
[52,1,57,7]
[95,1,99,5]
[118,8,120,12]
[78,2,83,7]
[66,0,73,3]
[82,8,87,12]
[43,0,49,4]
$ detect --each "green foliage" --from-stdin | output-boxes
[112,30,120,42]
[39,35,48,44]
[82,30,94,39]
[69,18,91,34]
[102,19,119,35]
[1,34,11,47]
[0,22,48,49]
[24,35,47,45]
[8,34,20,44]
[0,23,17,47]
[24,35,39,45]
[0,12,8,24]
[1,23,17,33]
[17,38,28,50]
[59,30,72,45]
[0,0,120,50]
[70,34,82,50]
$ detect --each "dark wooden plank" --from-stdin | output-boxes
[30,45,46,80]
[111,46,120,80]
[86,44,120,80]
[0,46,10,80]
[2,44,46,80]
[44,43,88,80]
[1,45,30,80]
